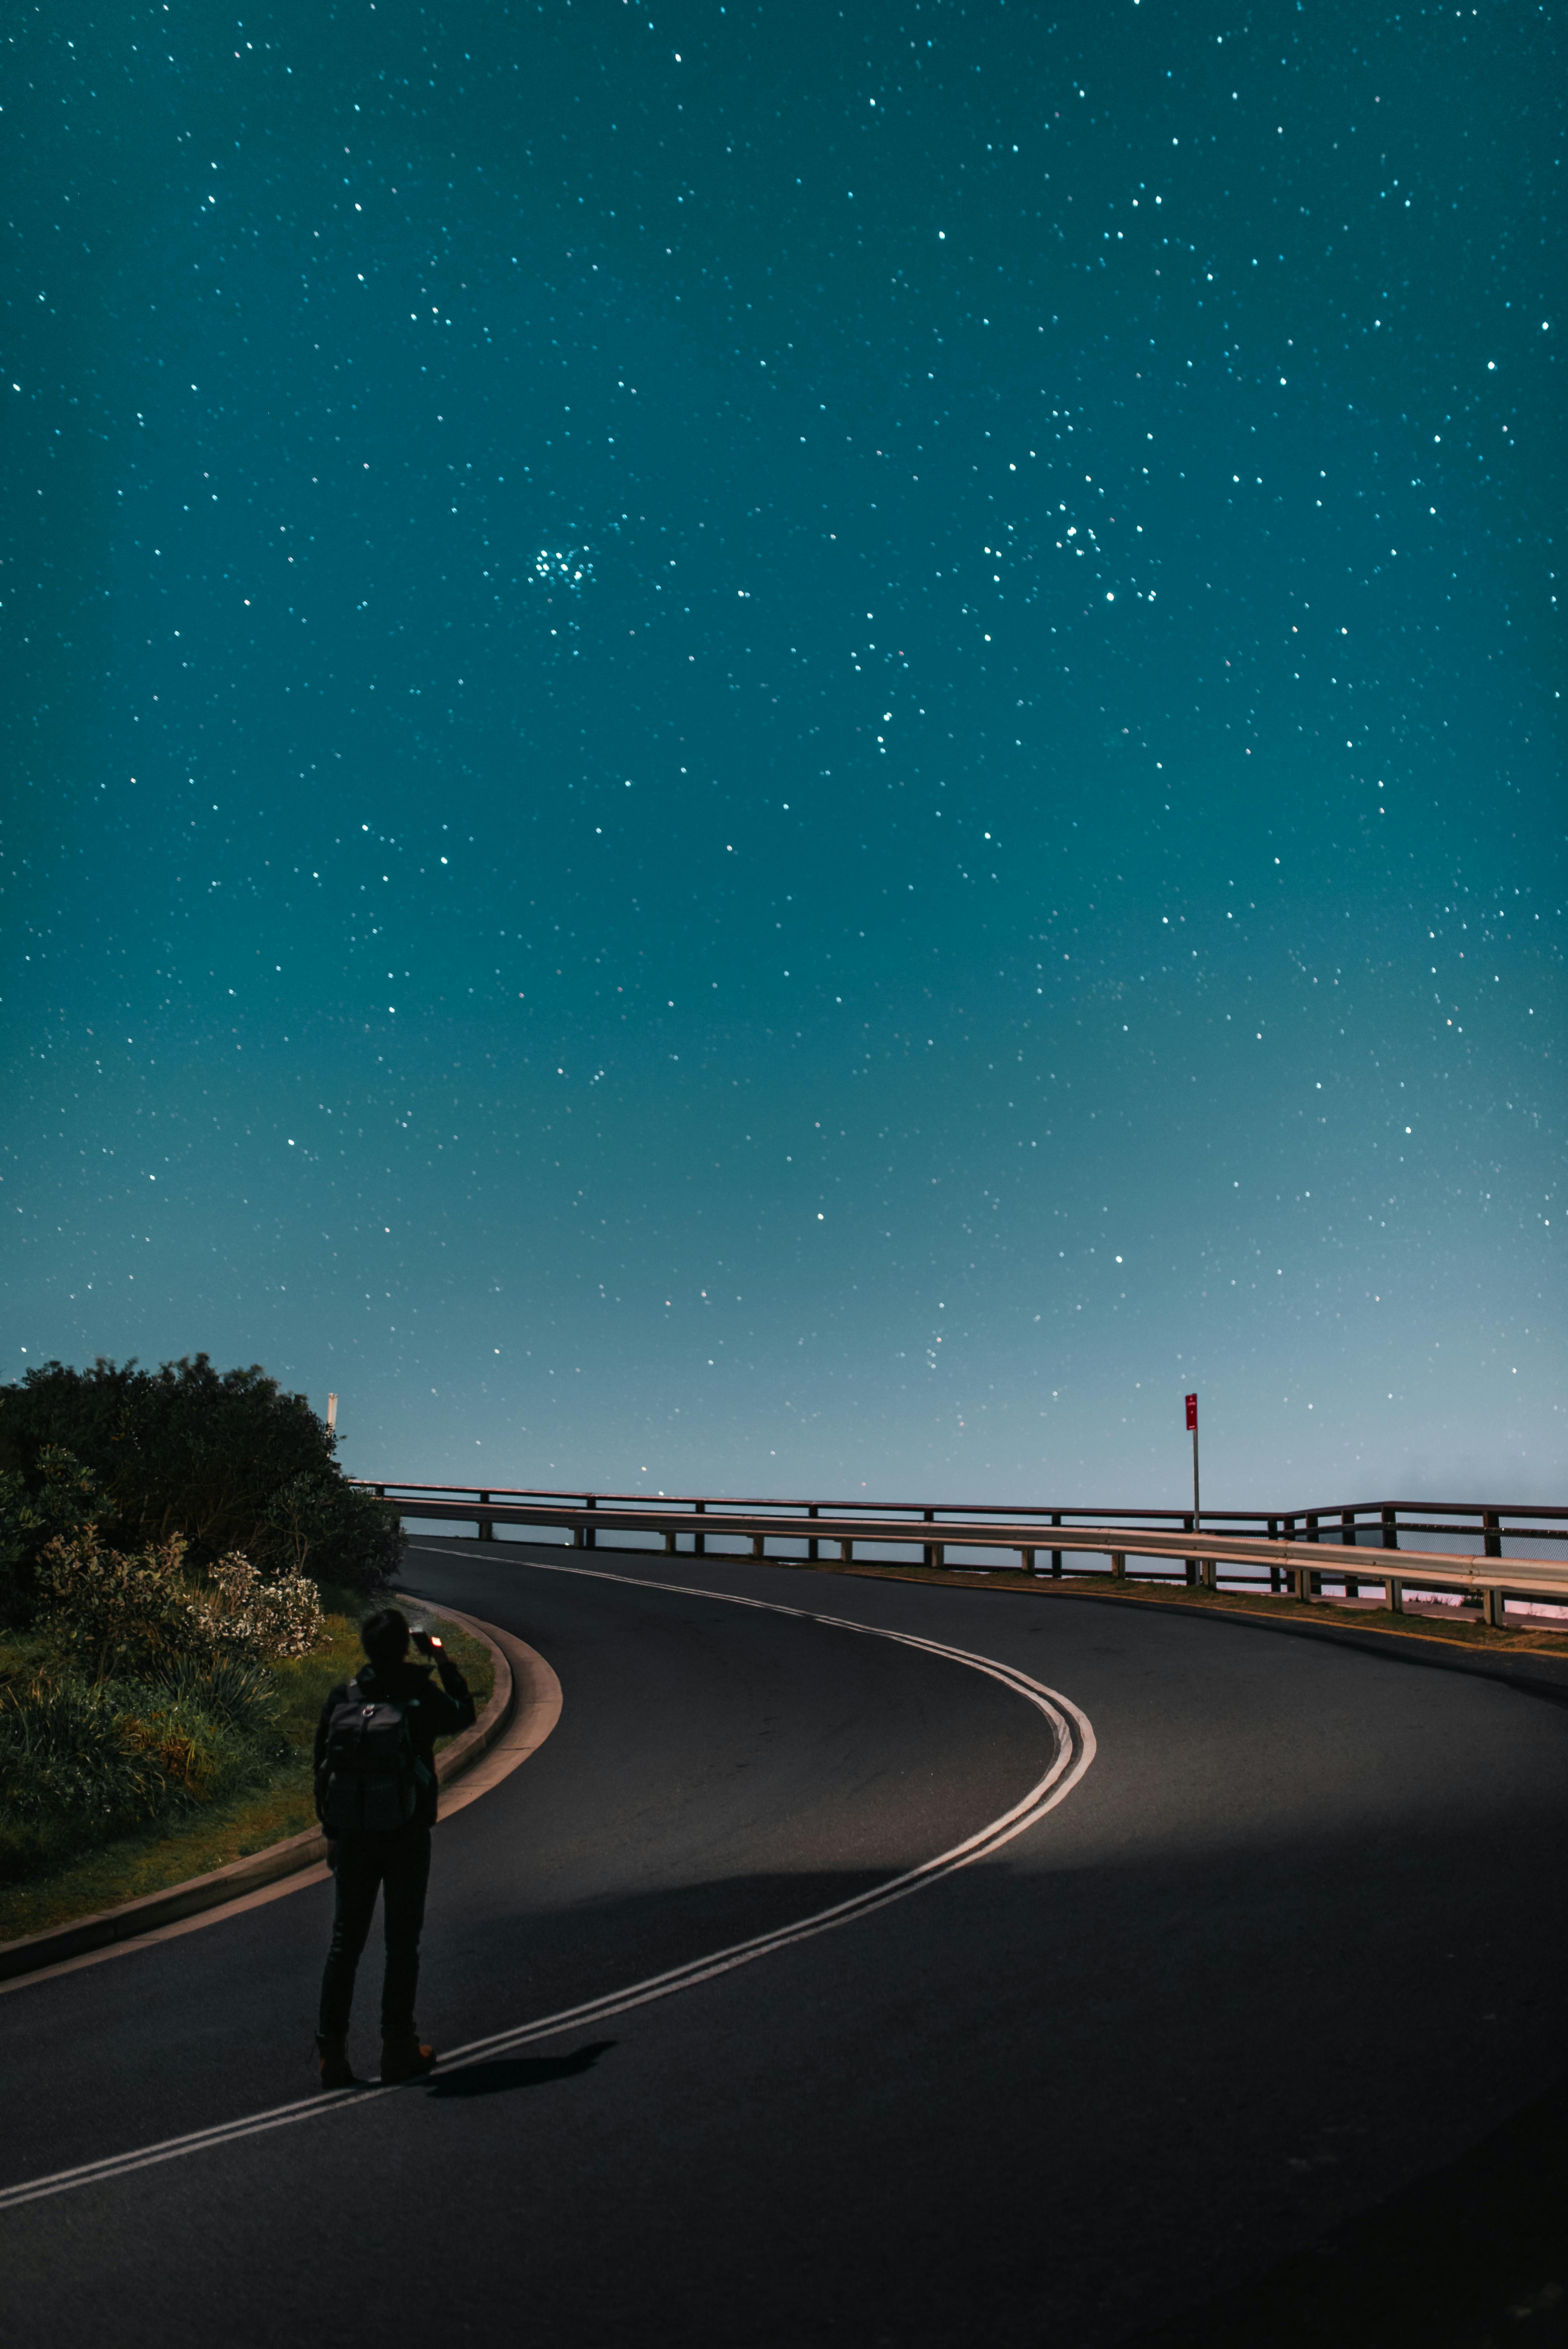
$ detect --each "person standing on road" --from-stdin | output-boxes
[313,1606,476,2089]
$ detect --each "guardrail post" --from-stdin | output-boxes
[1382,1507,1399,1551]
[1386,1575,1404,1613]
[1483,1510,1502,1560]
[1183,1514,1198,1586]
[807,1504,819,1562]
[1051,1512,1062,1576]
[1341,1510,1360,1597]
[752,1532,766,1561]
[694,1500,706,1556]
[1482,1584,1504,1629]
[922,1507,935,1568]
[1112,1551,1126,1579]
[478,1492,493,1542]
[1202,1557,1217,1590]
[665,1529,677,1555]
[1021,1546,1036,1575]
[1293,1561,1314,1600]
[838,1539,854,1563]
[930,1542,944,1569]
[1266,1519,1282,1593]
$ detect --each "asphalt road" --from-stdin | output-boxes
[3,1540,1566,2347]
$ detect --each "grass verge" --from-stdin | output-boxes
[0,1605,494,1947]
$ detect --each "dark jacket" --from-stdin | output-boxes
[314,1654,476,1830]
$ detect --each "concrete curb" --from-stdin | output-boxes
[0,1600,517,1986]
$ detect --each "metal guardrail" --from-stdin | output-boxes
[356,1480,1568,1631]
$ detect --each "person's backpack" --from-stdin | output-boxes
[320,1678,422,1832]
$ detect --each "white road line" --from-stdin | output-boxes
[0,1556,1096,2216]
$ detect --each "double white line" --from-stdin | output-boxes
[0,1561,1096,2214]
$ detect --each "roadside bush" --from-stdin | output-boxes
[197,1554,324,1660]
[0,1356,400,1608]
[36,1530,327,1679]
[262,1471,403,1597]
[0,1447,101,1628]
[0,1671,273,1886]
[0,1526,326,1887]
[35,1530,198,1684]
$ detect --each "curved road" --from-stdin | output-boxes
[2,1540,1566,2345]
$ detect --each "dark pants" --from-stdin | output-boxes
[318,1823,431,2039]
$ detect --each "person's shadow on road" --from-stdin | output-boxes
[426,2040,614,2099]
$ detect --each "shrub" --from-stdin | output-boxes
[0,1511,347,1889]
[0,1356,401,1605]
[198,1554,324,1659]
[0,1447,101,1627]
[263,1471,403,1597]
[36,1529,328,1680]
[35,1530,199,1684]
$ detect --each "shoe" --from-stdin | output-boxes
[381,2029,437,2084]
[315,2032,355,2090]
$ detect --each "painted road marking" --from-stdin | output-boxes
[0,1559,1095,2214]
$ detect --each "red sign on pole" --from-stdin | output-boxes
[1185,1392,1198,1433]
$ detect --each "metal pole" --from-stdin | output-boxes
[1184,1391,1207,1585]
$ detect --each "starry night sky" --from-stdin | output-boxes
[5,0,1561,1506]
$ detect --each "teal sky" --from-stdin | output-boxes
[5,0,1562,1506]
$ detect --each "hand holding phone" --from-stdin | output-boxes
[412,1627,444,1658]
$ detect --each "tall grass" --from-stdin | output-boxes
[0,1546,311,1889]
[0,1666,280,1885]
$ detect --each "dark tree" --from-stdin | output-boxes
[0,1358,400,1616]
